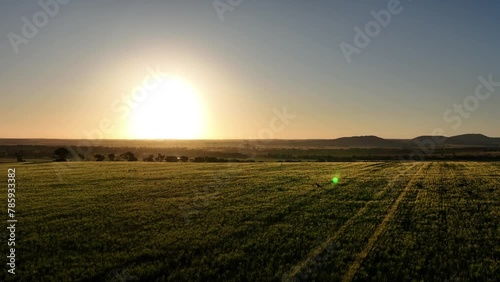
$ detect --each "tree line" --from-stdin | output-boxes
[50,148,254,163]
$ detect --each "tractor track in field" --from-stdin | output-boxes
[283,162,420,282]
[341,162,428,282]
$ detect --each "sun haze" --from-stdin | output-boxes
[0,0,499,139]
[127,76,205,139]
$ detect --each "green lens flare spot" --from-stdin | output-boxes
[332,177,339,184]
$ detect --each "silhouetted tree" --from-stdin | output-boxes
[120,152,138,161]
[194,157,205,162]
[94,154,105,161]
[156,154,165,162]
[108,153,115,161]
[54,148,70,162]
[78,153,85,161]
[179,156,189,162]
[205,157,219,163]
[165,156,178,162]
[15,151,25,162]
[144,154,155,162]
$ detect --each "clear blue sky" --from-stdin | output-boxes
[1,0,499,139]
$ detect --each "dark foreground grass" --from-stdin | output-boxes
[0,162,498,281]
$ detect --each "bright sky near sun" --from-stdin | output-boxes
[0,0,499,139]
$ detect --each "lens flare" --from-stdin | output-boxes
[332,177,339,184]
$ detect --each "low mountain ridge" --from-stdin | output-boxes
[328,136,399,147]
[412,134,500,146]
[445,134,500,145]
[0,134,498,148]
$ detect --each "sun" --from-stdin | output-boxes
[128,76,204,139]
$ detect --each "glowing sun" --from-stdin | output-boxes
[128,76,204,139]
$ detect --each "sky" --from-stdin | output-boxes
[1,0,499,139]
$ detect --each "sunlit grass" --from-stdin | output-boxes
[0,162,497,281]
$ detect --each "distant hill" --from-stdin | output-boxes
[327,136,399,147]
[412,134,500,146]
[0,134,499,148]
[306,134,500,148]
[295,136,401,148]
[445,134,500,146]
[412,135,448,143]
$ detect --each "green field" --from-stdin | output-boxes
[1,162,499,281]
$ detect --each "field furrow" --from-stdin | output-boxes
[0,162,498,281]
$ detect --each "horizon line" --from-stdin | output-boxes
[0,133,498,141]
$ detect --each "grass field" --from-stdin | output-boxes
[1,162,499,281]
